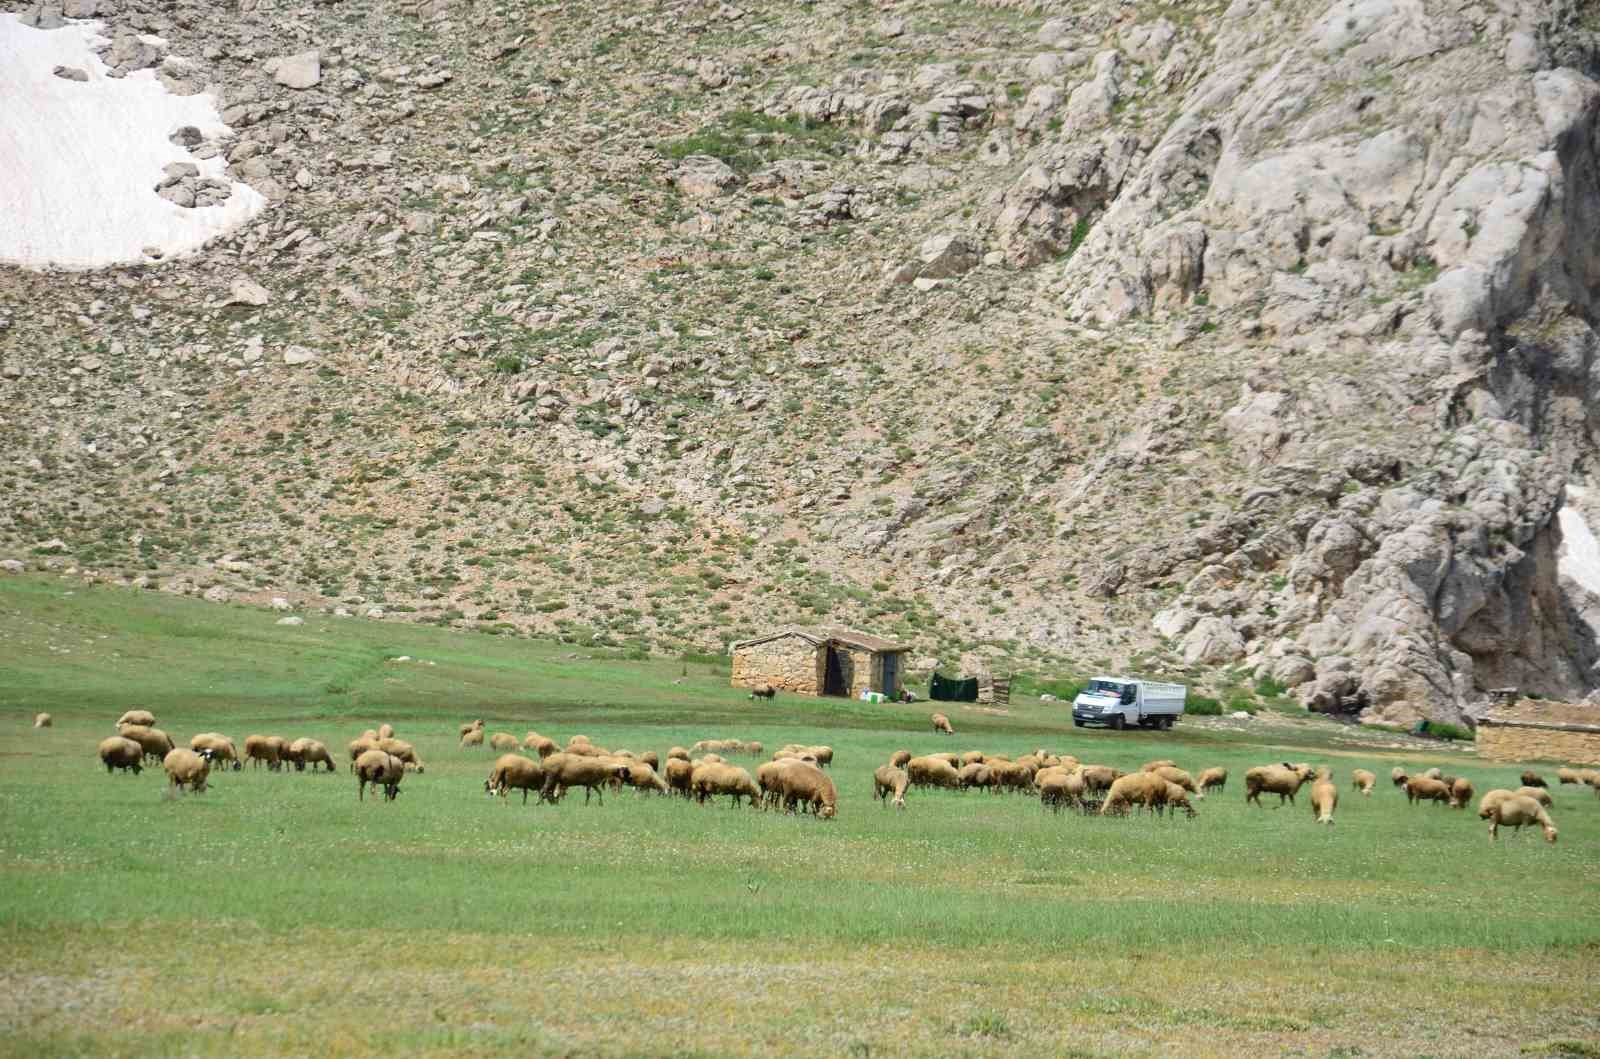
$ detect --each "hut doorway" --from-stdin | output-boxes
[823,647,847,696]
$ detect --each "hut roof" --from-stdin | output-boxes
[1482,698,1600,730]
[732,626,910,654]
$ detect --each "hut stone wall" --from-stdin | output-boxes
[731,634,820,694]
[1477,722,1600,765]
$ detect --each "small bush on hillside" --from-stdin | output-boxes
[1187,695,1222,716]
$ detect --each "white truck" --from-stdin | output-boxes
[1072,677,1187,730]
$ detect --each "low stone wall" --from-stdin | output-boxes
[1477,722,1600,765]
[731,636,819,695]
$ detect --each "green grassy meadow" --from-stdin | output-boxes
[1,576,1598,1057]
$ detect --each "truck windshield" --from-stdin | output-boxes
[1086,680,1123,695]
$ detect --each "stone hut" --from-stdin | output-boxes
[1476,698,1600,764]
[731,627,910,699]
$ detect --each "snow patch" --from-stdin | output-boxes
[0,14,264,270]
[1556,485,1600,597]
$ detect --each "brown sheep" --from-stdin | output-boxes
[1101,773,1167,815]
[163,748,212,794]
[459,719,485,737]
[354,750,404,802]
[639,751,660,771]
[1038,769,1081,812]
[1448,776,1474,809]
[119,725,175,764]
[98,736,144,775]
[1152,766,1197,793]
[1245,764,1315,807]
[1160,782,1195,817]
[873,765,909,809]
[116,709,156,728]
[1196,767,1228,797]
[525,735,557,759]
[347,735,379,770]
[1515,786,1554,807]
[377,723,395,741]
[989,759,1037,795]
[667,746,690,762]
[245,734,283,771]
[1421,767,1443,781]
[540,753,628,806]
[1520,770,1547,789]
[930,752,960,770]
[264,736,289,766]
[1404,776,1452,806]
[190,733,242,771]
[486,754,545,804]
[907,755,961,789]
[1391,767,1408,788]
[1310,768,1337,825]
[1351,769,1377,796]
[664,758,695,798]
[460,728,485,749]
[958,762,994,791]
[280,740,308,771]
[299,740,337,773]
[808,746,834,768]
[749,684,777,701]
[690,762,762,808]
[930,712,954,735]
[620,763,669,795]
[377,738,424,772]
[960,751,985,767]
[1481,793,1557,842]
[33,712,51,728]
[771,761,837,818]
[1078,765,1124,792]
[1557,767,1582,785]
[489,732,520,752]
[1140,759,1177,773]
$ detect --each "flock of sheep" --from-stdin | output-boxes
[74,706,1596,841]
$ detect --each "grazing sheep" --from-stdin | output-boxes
[377,738,423,772]
[116,709,156,728]
[1515,786,1554,807]
[190,733,242,771]
[377,723,395,741]
[354,750,404,802]
[1477,789,1517,816]
[163,748,212,794]
[119,725,176,764]
[347,735,379,770]
[664,758,695,798]
[33,712,51,728]
[771,761,838,818]
[540,753,628,806]
[749,684,777,701]
[885,749,911,769]
[460,728,485,749]
[1310,769,1337,825]
[459,719,485,737]
[1404,776,1452,806]
[873,765,909,809]
[1520,770,1547,788]
[990,759,1038,795]
[1078,765,1124,792]
[907,755,961,790]
[1152,766,1197,794]
[98,736,144,775]
[1101,773,1168,816]
[1351,769,1377,796]
[956,750,983,767]
[1196,767,1228,797]
[638,751,659,771]
[620,763,669,795]
[1391,767,1408,788]
[280,740,308,771]
[489,732,520,752]
[1448,776,1474,809]
[754,760,790,809]
[808,746,834,768]
[360,729,379,742]
[1481,794,1557,842]
[667,746,691,763]
[1557,767,1582,785]
[568,735,592,748]
[958,762,994,791]
[264,736,290,767]
[690,762,762,809]
[1038,769,1080,812]
[1421,767,1443,781]
[486,754,545,804]
[525,735,557,758]
[1245,764,1315,807]
[1140,759,1177,773]
[930,712,954,735]
[294,739,336,773]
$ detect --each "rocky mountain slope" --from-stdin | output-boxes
[1,0,1596,724]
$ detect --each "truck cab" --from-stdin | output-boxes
[1072,676,1187,730]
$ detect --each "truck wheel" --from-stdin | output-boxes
[1111,715,1125,731]
[1073,719,1084,728]
[1162,717,1174,730]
